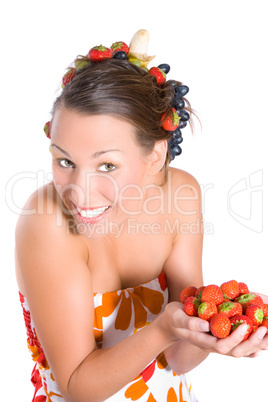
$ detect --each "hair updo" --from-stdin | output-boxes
[52,57,192,176]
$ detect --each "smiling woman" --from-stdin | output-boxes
[14,29,268,402]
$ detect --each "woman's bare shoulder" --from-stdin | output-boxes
[16,182,74,239]
[15,183,88,284]
[168,167,201,189]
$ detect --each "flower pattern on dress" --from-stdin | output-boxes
[19,272,198,401]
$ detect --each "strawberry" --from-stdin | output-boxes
[235,293,264,312]
[238,282,249,295]
[110,41,129,54]
[210,313,231,339]
[261,318,268,331]
[44,121,51,139]
[195,286,205,300]
[229,314,253,341]
[198,301,217,321]
[149,67,166,84]
[263,304,268,318]
[180,286,197,303]
[201,284,224,306]
[184,296,200,317]
[161,108,180,131]
[218,301,242,318]
[245,305,264,326]
[220,280,240,300]
[62,68,76,89]
[88,45,113,62]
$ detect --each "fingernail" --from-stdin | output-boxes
[239,324,248,336]
[199,321,209,332]
[257,327,267,340]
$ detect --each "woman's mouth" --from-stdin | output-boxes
[72,203,111,224]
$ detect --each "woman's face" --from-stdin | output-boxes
[50,108,156,237]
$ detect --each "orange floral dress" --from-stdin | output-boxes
[19,272,198,402]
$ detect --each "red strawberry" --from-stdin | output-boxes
[149,67,166,85]
[198,301,217,321]
[220,280,240,300]
[210,313,231,339]
[261,318,268,331]
[110,41,129,54]
[44,121,51,139]
[238,282,249,295]
[184,296,200,317]
[180,286,197,303]
[263,304,268,318]
[88,45,113,62]
[245,305,264,326]
[229,314,253,341]
[235,293,264,312]
[161,108,180,131]
[218,301,242,318]
[62,68,76,89]
[195,286,205,300]
[201,284,224,306]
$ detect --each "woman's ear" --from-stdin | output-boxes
[147,140,168,175]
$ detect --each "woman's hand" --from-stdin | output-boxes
[159,301,268,358]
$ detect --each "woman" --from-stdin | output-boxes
[15,30,268,402]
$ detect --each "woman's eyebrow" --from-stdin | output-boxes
[90,149,123,159]
[51,144,123,159]
[50,144,71,157]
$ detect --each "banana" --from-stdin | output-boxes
[128,29,155,68]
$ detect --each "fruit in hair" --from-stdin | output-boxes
[161,108,180,131]
[43,121,51,139]
[111,41,129,55]
[157,63,170,74]
[113,51,128,60]
[88,45,113,62]
[149,67,166,84]
[62,68,76,89]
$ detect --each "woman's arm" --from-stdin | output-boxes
[163,171,209,373]
[15,191,174,402]
[162,171,268,373]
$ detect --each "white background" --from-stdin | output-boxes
[1,0,268,401]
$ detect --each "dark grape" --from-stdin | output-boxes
[179,120,187,129]
[175,85,189,97]
[113,51,128,60]
[180,110,190,121]
[172,136,183,145]
[157,63,170,74]
[170,145,182,156]
[174,98,185,110]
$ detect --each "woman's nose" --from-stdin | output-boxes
[72,170,119,206]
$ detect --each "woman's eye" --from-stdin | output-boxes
[57,158,74,168]
[98,163,117,172]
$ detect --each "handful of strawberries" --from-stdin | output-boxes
[180,280,268,339]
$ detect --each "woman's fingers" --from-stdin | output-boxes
[167,302,268,358]
[229,326,268,358]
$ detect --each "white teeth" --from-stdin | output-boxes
[76,206,109,218]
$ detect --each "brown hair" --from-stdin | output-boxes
[52,58,192,176]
